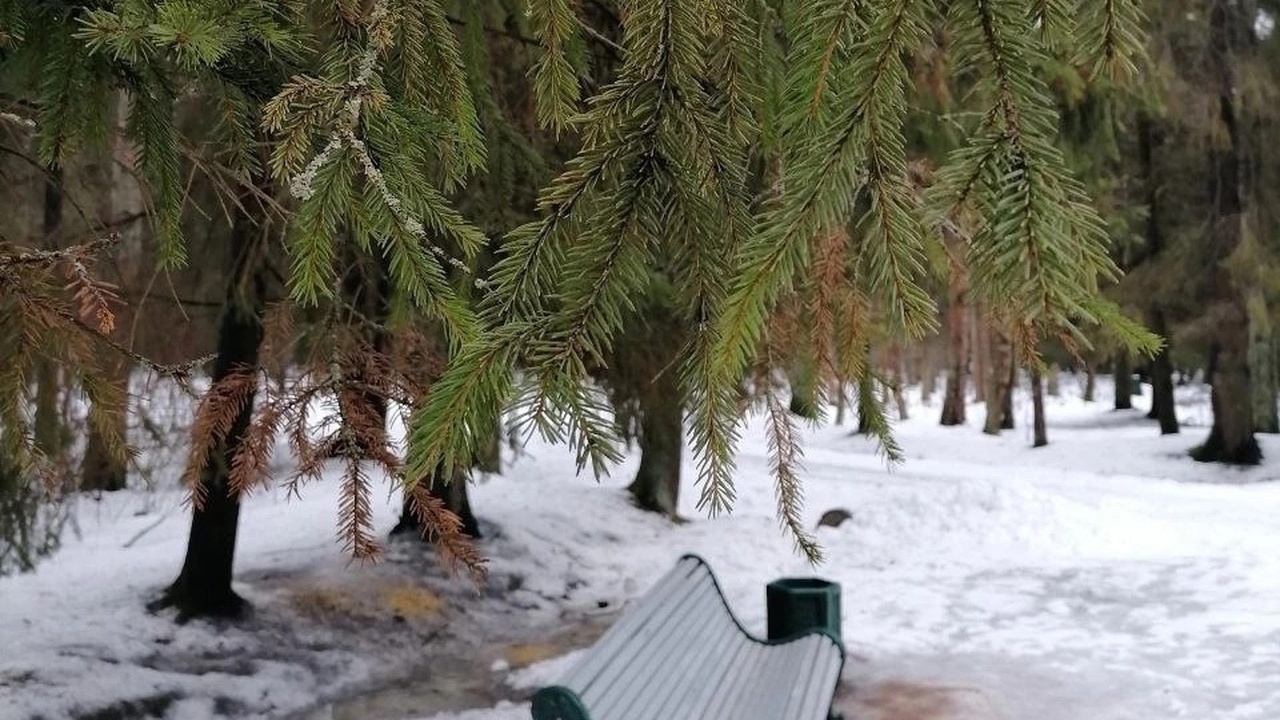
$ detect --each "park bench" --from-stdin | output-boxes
[531,554,846,720]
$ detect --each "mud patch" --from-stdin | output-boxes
[838,679,1007,720]
[289,609,617,720]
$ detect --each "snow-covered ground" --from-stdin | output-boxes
[4,376,1280,720]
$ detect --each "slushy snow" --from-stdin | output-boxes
[3,376,1279,720]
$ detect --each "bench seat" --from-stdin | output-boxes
[531,554,845,720]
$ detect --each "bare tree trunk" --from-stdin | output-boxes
[1137,112,1178,435]
[34,171,67,458]
[940,300,968,426]
[983,329,1012,435]
[150,182,271,621]
[920,341,938,405]
[1193,337,1259,463]
[1046,364,1060,397]
[1193,0,1259,464]
[1001,361,1015,430]
[81,100,142,491]
[1247,292,1278,433]
[888,344,909,421]
[1083,365,1097,402]
[628,365,682,519]
[1030,367,1048,447]
[972,306,988,404]
[1148,311,1180,434]
[1114,353,1133,410]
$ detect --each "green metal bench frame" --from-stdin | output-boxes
[530,554,846,720]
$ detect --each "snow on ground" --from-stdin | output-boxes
[4,375,1280,720]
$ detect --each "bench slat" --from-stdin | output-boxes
[581,575,718,713]
[559,558,702,690]
[781,636,829,719]
[647,608,743,720]
[586,576,726,718]
[693,633,761,720]
[795,644,844,720]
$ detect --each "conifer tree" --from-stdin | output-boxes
[4,0,1168,581]
[409,0,1159,560]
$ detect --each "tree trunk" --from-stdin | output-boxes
[1137,111,1176,434]
[972,307,988,404]
[1046,364,1060,397]
[982,329,1011,435]
[1001,360,1015,430]
[940,299,968,426]
[1030,367,1047,447]
[1147,311,1180,434]
[855,402,873,434]
[920,342,938,405]
[32,363,66,457]
[1083,365,1097,402]
[1247,292,1278,433]
[889,344,909,421]
[787,363,819,420]
[1193,337,1259,463]
[1192,0,1259,465]
[149,187,269,621]
[325,235,394,460]
[391,465,482,540]
[834,384,848,425]
[473,422,502,474]
[628,365,682,519]
[33,171,67,458]
[1114,353,1133,410]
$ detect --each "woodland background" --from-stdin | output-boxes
[1,0,1278,628]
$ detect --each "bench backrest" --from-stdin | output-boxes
[538,555,844,720]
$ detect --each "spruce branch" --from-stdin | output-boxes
[529,0,584,134]
[762,381,821,562]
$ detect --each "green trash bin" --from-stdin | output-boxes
[765,577,842,644]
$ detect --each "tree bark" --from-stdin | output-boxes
[1001,360,1015,430]
[1193,337,1259,463]
[972,306,988,404]
[940,278,969,426]
[889,344,909,421]
[628,365,683,519]
[1030,367,1048,447]
[33,171,67,459]
[1247,292,1278,433]
[1192,0,1260,464]
[149,187,269,621]
[982,329,1011,435]
[1083,365,1097,402]
[920,342,938,405]
[1137,111,1176,434]
[1114,353,1133,410]
[1046,364,1060,397]
[1147,311,1180,434]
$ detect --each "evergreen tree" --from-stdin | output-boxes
[409,0,1159,560]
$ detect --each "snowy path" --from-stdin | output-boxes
[4,379,1280,719]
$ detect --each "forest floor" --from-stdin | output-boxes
[3,376,1280,720]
